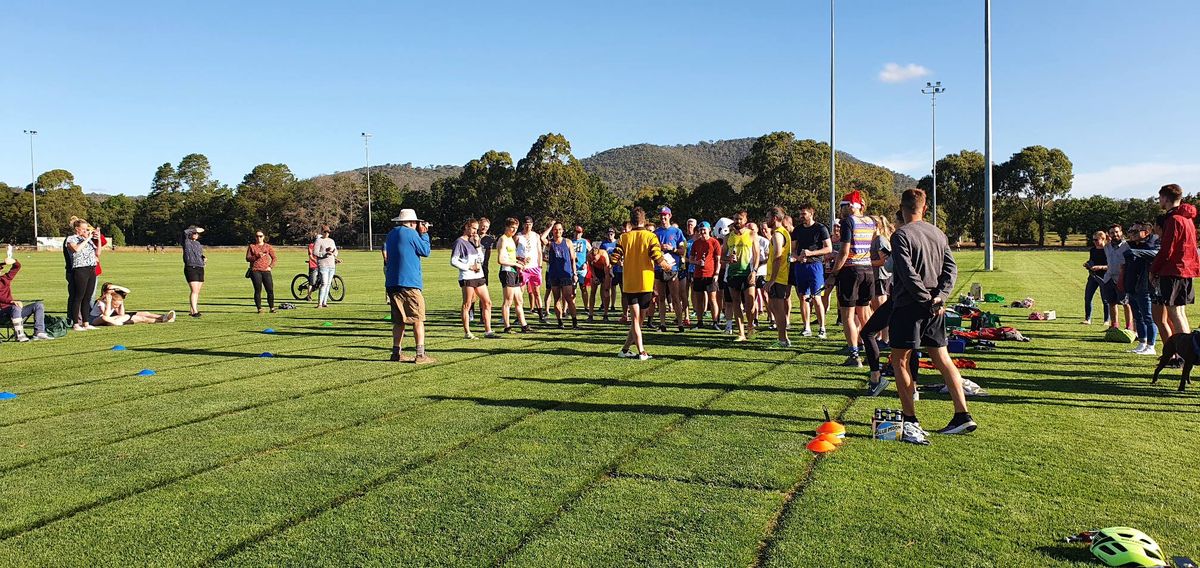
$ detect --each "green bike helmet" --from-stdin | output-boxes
[1090,527,1167,567]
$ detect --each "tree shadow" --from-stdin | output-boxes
[134,346,377,362]
[425,395,806,421]
[499,376,861,398]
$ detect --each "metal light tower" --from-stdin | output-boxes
[921,81,945,227]
[829,0,837,229]
[362,132,373,251]
[23,130,39,245]
[983,0,994,270]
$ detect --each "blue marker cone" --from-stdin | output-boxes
[137,369,156,377]
[260,352,274,358]
[0,392,17,401]
[112,345,127,351]
[262,328,276,334]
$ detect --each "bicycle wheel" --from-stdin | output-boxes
[291,274,310,300]
[330,275,346,302]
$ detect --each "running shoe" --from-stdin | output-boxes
[1127,343,1147,353]
[413,354,437,364]
[841,355,862,368]
[866,377,889,397]
[900,422,931,445]
[724,321,733,334]
[817,329,828,340]
[637,352,653,361]
[618,350,637,358]
[32,332,54,341]
[502,326,513,334]
[1137,346,1158,356]
[658,324,667,332]
[464,332,477,340]
[484,331,499,339]
[677,325,685,333]
[936,415,978,435]
[801,329,813,337]
[521,325,535,333]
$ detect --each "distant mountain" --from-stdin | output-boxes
[319,139,917,198]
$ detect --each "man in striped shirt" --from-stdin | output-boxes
[832,190,878,367]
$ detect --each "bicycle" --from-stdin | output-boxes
[291,271,345,302]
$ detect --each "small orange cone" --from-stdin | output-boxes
[807,438,837,453]
[815,433,844,446]
[815,406,846,439]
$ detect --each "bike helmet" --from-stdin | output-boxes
[1090,527,1166,567]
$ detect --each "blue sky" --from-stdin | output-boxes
[3,0,1197,199]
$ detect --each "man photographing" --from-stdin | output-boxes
[383,209,434,364]
[889,188,976,445]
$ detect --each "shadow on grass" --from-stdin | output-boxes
[1035,545,1097,564]
[425,395,805,421]
[500,376,861,398]
[134,346,378,362]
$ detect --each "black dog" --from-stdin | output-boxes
[1153,332,1197,392]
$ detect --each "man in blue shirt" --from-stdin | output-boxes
[653,206,687,332]
[384,208,433,363]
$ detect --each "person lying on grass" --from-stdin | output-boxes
[90,282,176,326]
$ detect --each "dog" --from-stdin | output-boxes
[1152,332,1197,392]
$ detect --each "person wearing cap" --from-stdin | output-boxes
[593,227,620,321]
[689,221,722,329]
[182,225,206,317]
[832,190,878,367]
[614,207,672,360]
[765,207,793,348]
[724,211,759,341]
[571,225,591,305]
[383,209,434,363]
[0,257,54,341]
[653,206,687,333]
[682,218,698,325]
[791,203,832,339]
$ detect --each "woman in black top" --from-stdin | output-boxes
[1083,230,1109,325]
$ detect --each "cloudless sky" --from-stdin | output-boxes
[3,0,1197,198]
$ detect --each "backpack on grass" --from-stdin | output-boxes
[43,315,71,339]
[1104,326,1136,343]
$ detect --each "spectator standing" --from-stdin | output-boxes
[182,225,206,317]
[1150,183,1199,341]
[313,225,339,309]
[383,209,434,363]
[1101,225,1134,331]
[66,219,101,331]
[245,230,278,313]
[1120,223,1161,355]
[1083,231,1110,325]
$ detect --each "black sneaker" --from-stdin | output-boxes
[521,325,535,334]
[936,415,978,435]
[677,325,685,333]
[389,351,401,362]
[503,326,513,334]
[841,355,862,368]
[658,324,667,332]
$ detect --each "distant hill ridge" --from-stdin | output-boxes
[330,138,916,199]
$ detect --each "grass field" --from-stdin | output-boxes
[1,247,1198,567]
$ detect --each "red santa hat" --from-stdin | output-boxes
[839,190,865,210]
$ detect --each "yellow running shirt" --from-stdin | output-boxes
[616,228,665,293]
[768,226,792,285]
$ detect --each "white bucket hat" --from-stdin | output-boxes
[391,209,422,223]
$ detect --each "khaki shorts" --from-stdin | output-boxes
[388,286,426,323]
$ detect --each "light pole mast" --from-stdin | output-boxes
[921,81,945,227]
[23,130,39,245]
[362,132,373,251]
[983,0,994,270]
[829,0,837,229]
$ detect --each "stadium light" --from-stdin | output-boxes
[362,132,373,251]
[983,0,994,270]
[829,0,837,229]
[921,81,945,227]
[23,130,38,245]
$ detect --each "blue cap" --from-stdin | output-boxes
[700,221,712,229]
[660,206,672,215]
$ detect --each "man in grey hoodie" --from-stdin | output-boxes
[1100,224,1133,331]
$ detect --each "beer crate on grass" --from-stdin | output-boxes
[872,409,905,441]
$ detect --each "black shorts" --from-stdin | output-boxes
[499,270,522,289]
[692,277,716,293]
[756,275,767,289]
[184,265,205,283]
[836,267,873,307]
[874,278,892,297]
[888,301,948,349]
[1100,279,1127,305]
[624,291,654,310]
[614,271,623,289]
[459,278,486,288]
[655,269,679,283]
[768,282,790,300]
[549,276,575,289]
[727,276,752,292]
[1157,275,1195,306]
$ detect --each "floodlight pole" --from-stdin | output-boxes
[23,129,39,245]
[829,0,837,229]
[983,0,994,270]
[921,81,945,227]
[362,132,373,251]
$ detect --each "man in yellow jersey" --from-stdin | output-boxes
[766,206,793,348]
[613,207,672,360]
[723,211,759,342]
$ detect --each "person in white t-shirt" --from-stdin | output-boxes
[451,219,495,339]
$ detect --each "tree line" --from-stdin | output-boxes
[1,131,1169,248]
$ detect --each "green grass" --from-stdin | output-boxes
[1,247,1198,567]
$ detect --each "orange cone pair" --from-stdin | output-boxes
[808,407,846,453]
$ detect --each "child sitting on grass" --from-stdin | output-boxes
[90,283,176,326]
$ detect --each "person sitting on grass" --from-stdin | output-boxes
[0,256,55,341]
[90,283,176,326]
